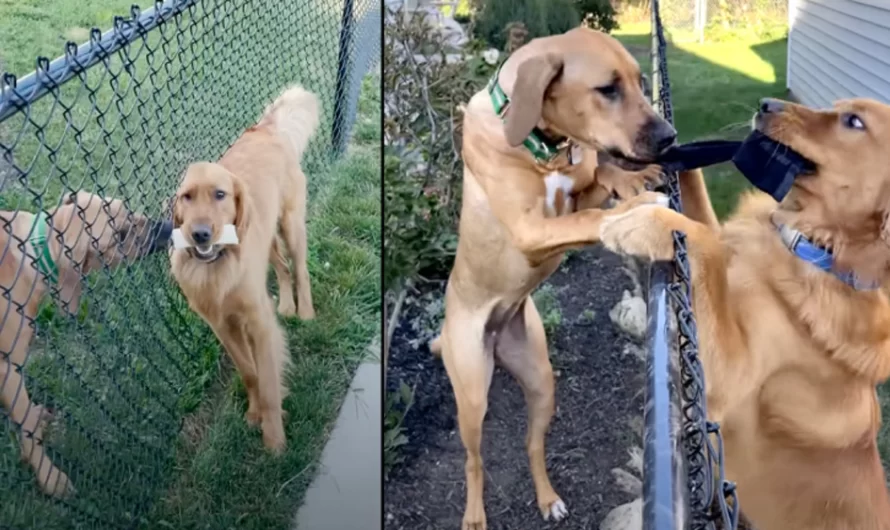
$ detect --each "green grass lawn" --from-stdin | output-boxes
[0,0,380,528]
[614,24,890,474]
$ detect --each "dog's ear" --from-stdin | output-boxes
[232,175,251,237]
[171,195,183,228]
[503,53,564,147]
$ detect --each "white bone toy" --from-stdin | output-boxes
[171,224,240,250]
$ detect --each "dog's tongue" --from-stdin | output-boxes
[655,131,814,203]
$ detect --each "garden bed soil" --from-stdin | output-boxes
[385,246,645,530]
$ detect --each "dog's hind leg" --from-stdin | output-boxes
[1,354,72,498]
[440,311,494,530]
[270,237,296,317]
[495,297,567,522]
[280,199,314,321]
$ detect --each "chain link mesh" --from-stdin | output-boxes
[0,0,380,527]
[652,0,786,41]
[649,0,740,528]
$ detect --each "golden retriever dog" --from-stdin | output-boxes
[423,26,720,529]
[0,191,171,498]
[170,85,319,453]
[598,97,890,529]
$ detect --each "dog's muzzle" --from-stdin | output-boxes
[633,117,678,161]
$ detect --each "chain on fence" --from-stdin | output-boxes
[645,0,739,529]
[0,0,380,528]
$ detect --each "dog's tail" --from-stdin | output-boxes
[257,84,320,164]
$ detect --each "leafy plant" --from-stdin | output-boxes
[384,6,478,291]
[470,0,618,50]
[578,0,619,33]
[471,0,582,50]
[384,380,415,475]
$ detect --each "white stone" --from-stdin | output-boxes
[600,498,642,530]
[482,48,500,65]
[609,290,647,339]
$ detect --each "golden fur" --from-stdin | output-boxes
[426,27,716,530]
[169,85,318,453]
[599,97,890,530]
[0,191,167,497]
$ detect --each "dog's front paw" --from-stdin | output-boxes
[262,417,287,455]
[461,510,486,530]
[277,296,297,318]
[600,204,675,261]
[610,165,664,200]
[245,408,262,427]
[297,305,315,320]
[612,190,670,212]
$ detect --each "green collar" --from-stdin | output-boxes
[486,63,573,164]
[29,212,59,284]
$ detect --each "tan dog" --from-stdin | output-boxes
[425,27,722,529]
[599,97,890,529]
[170,85,318,453]
[0,191,171,497]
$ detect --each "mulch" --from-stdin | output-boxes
[384,247,646,530]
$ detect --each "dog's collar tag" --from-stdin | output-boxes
[774,220,878,291]
[29,212,59,284]
[487,63,571,165]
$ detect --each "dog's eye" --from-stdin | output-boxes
[842,113,866,130]
[595,83,620,100]
[181,193,192,202]
[214,190,226,200]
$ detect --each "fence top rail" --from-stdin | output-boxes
[0,0,199,124]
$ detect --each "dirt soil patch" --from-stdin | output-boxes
[385,247,646,530]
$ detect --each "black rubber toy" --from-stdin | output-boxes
[655,130,814,203]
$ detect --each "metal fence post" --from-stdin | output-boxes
[644,2,688,529]
[332,0,355,156]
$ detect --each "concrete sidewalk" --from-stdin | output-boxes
[293,342,381,530]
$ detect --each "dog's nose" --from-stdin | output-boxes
[653,120,678,153]
[191,224,212,245]
[760,98,785,114]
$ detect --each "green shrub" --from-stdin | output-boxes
[383,7,478,292]
[578,0,619,33]
[384,381,415,475]
[471,0,618,50]
[471,0,581,50]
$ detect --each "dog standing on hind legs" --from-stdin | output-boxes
[170,85,318,453]
[423,26,717,529]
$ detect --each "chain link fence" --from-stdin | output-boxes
[0,0,380,528]
[618,0,787,41]
[643,0,740,529]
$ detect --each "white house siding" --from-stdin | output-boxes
[787,0,890,107]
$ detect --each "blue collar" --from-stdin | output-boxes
[775,222,878,291]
